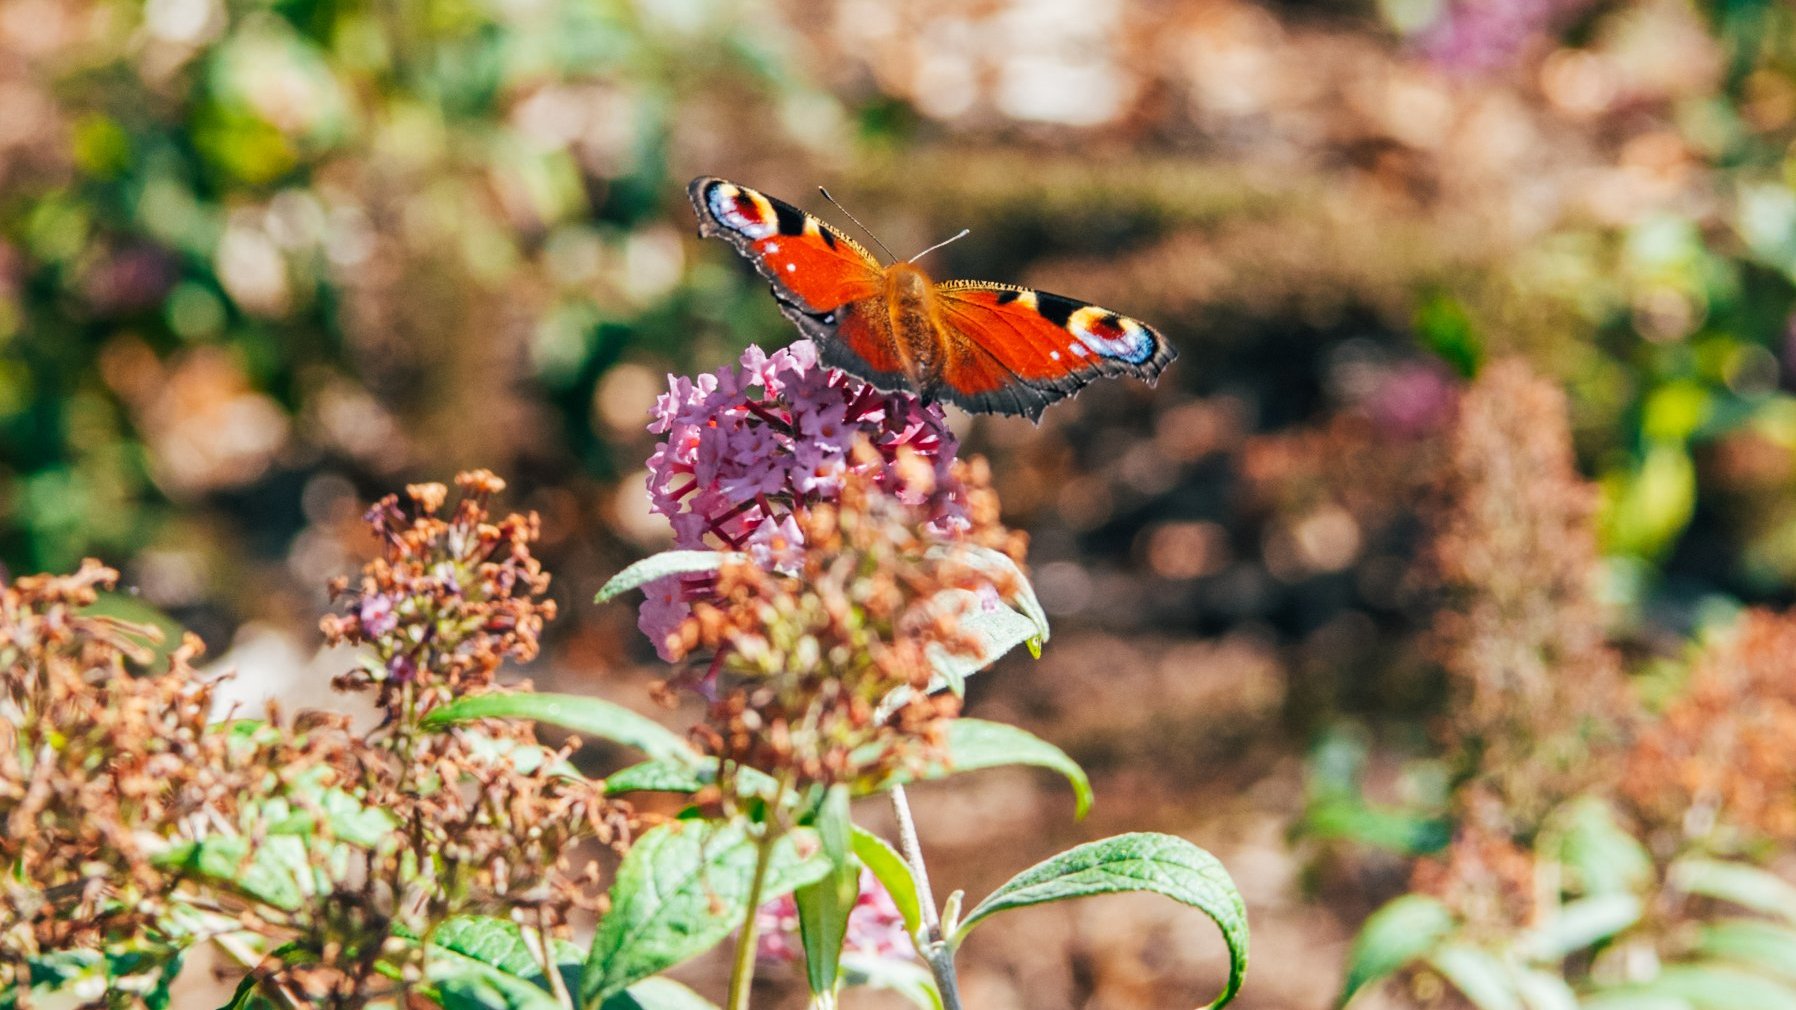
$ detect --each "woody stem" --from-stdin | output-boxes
[889,785,964,1010]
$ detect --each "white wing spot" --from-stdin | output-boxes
[766,242,780,253]
[1050,350,1061,361]
[785,263,796,273]
[1070,344,1089,358]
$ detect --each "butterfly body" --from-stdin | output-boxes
[688,176,1175,421]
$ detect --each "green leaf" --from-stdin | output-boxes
[851,827,923,941]
[1510,967,1578,1010]
[1605,965,1796,1010]
[1425,945,1519,1010]
[156,835,310,911]
[431,915,578,982]
[918,545,1052,693]
[435,971,562,1010]
[894,718,1092,818]
[1339,894,1455,1006]
[580,820,832,1006]
[596,551,737,603]
[1695,919,1796,982]
[261,783,395,847]
[796,786,858,997]
[957,832,1247,1008]
[597,977,722,1010]
[1518,894,1642,960]
[1670,859,1796,924]
[604,760,709,794]
[603,758,779,799]
[1543,799,1653,898]
[1578,995,1694,1010]
[424,691,700,767]
[954,544,1050,642]
[924,592,1044,693]
[841,952,943,1010]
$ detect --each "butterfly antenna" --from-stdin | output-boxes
[818,186,897,262]
[909,228,970,264]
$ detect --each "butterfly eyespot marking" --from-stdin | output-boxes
[708,184,779,240]
[1069,305,1155,364]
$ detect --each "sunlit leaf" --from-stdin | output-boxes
[1670,859,1796,924]
[1518,894,1642,961]
[1425,945,1518,1010]
[597,977,721,1010]
[1597,965,1796,1010]
[580,820,831,1006]
[1543,798,1652,897]
[957,832,1247,1008]
[1694,919,1796,982]
[424,692,699,767]
[883,718,1092,818]
[1339,894,1455,1007]
[851,827,923,940]
[841,952,942,1010]
[595,551,736,603]
[795,786,858,997]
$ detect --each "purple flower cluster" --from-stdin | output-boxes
[1417,0,1598,73]
[639,340,967,660]
[755,868,915,964]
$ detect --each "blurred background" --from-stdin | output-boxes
[8,0,1796,1006]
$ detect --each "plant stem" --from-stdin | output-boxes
[888,785,964,1010]
[726,825,780,1010]
[536,906,575,1010]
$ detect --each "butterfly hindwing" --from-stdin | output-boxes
[687,177,884,341]
[930,282,1177,421]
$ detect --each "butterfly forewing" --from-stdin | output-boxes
[686,177,884,330]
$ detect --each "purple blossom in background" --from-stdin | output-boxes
[1418,0,1597,73]
[1368,359,1460,437]
[638,340,969,660]
[755,868,915,965]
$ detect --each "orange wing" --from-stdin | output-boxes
[930,282,1176,421]
[688,177,885,344]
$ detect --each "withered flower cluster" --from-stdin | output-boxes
[0,562,218,971]
[675,447,1021,792]
[323,469,557,710]
[312,471,629,934]
[1423,359,1629,830]
[1623,609,1796,846]
[1,472,629,1005]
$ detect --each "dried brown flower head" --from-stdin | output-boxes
[1623,609,1796,845]
[322,469,557,715]
[1424,359,1629,829]
[0,561,217,973]
[672,451,1020,792]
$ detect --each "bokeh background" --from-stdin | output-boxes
[9,0,1796,1006]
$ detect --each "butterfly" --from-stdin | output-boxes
[687,176,1176,421]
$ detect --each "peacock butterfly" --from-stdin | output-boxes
[687,176,1176,422]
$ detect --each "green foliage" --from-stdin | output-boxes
[1337,799,1796,1010]
[580,820,832,1007]
[955,833,1249,1009]
[900,718,1093,818]
[425,691,702,766]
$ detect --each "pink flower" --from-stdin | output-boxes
[755,869,915,965]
